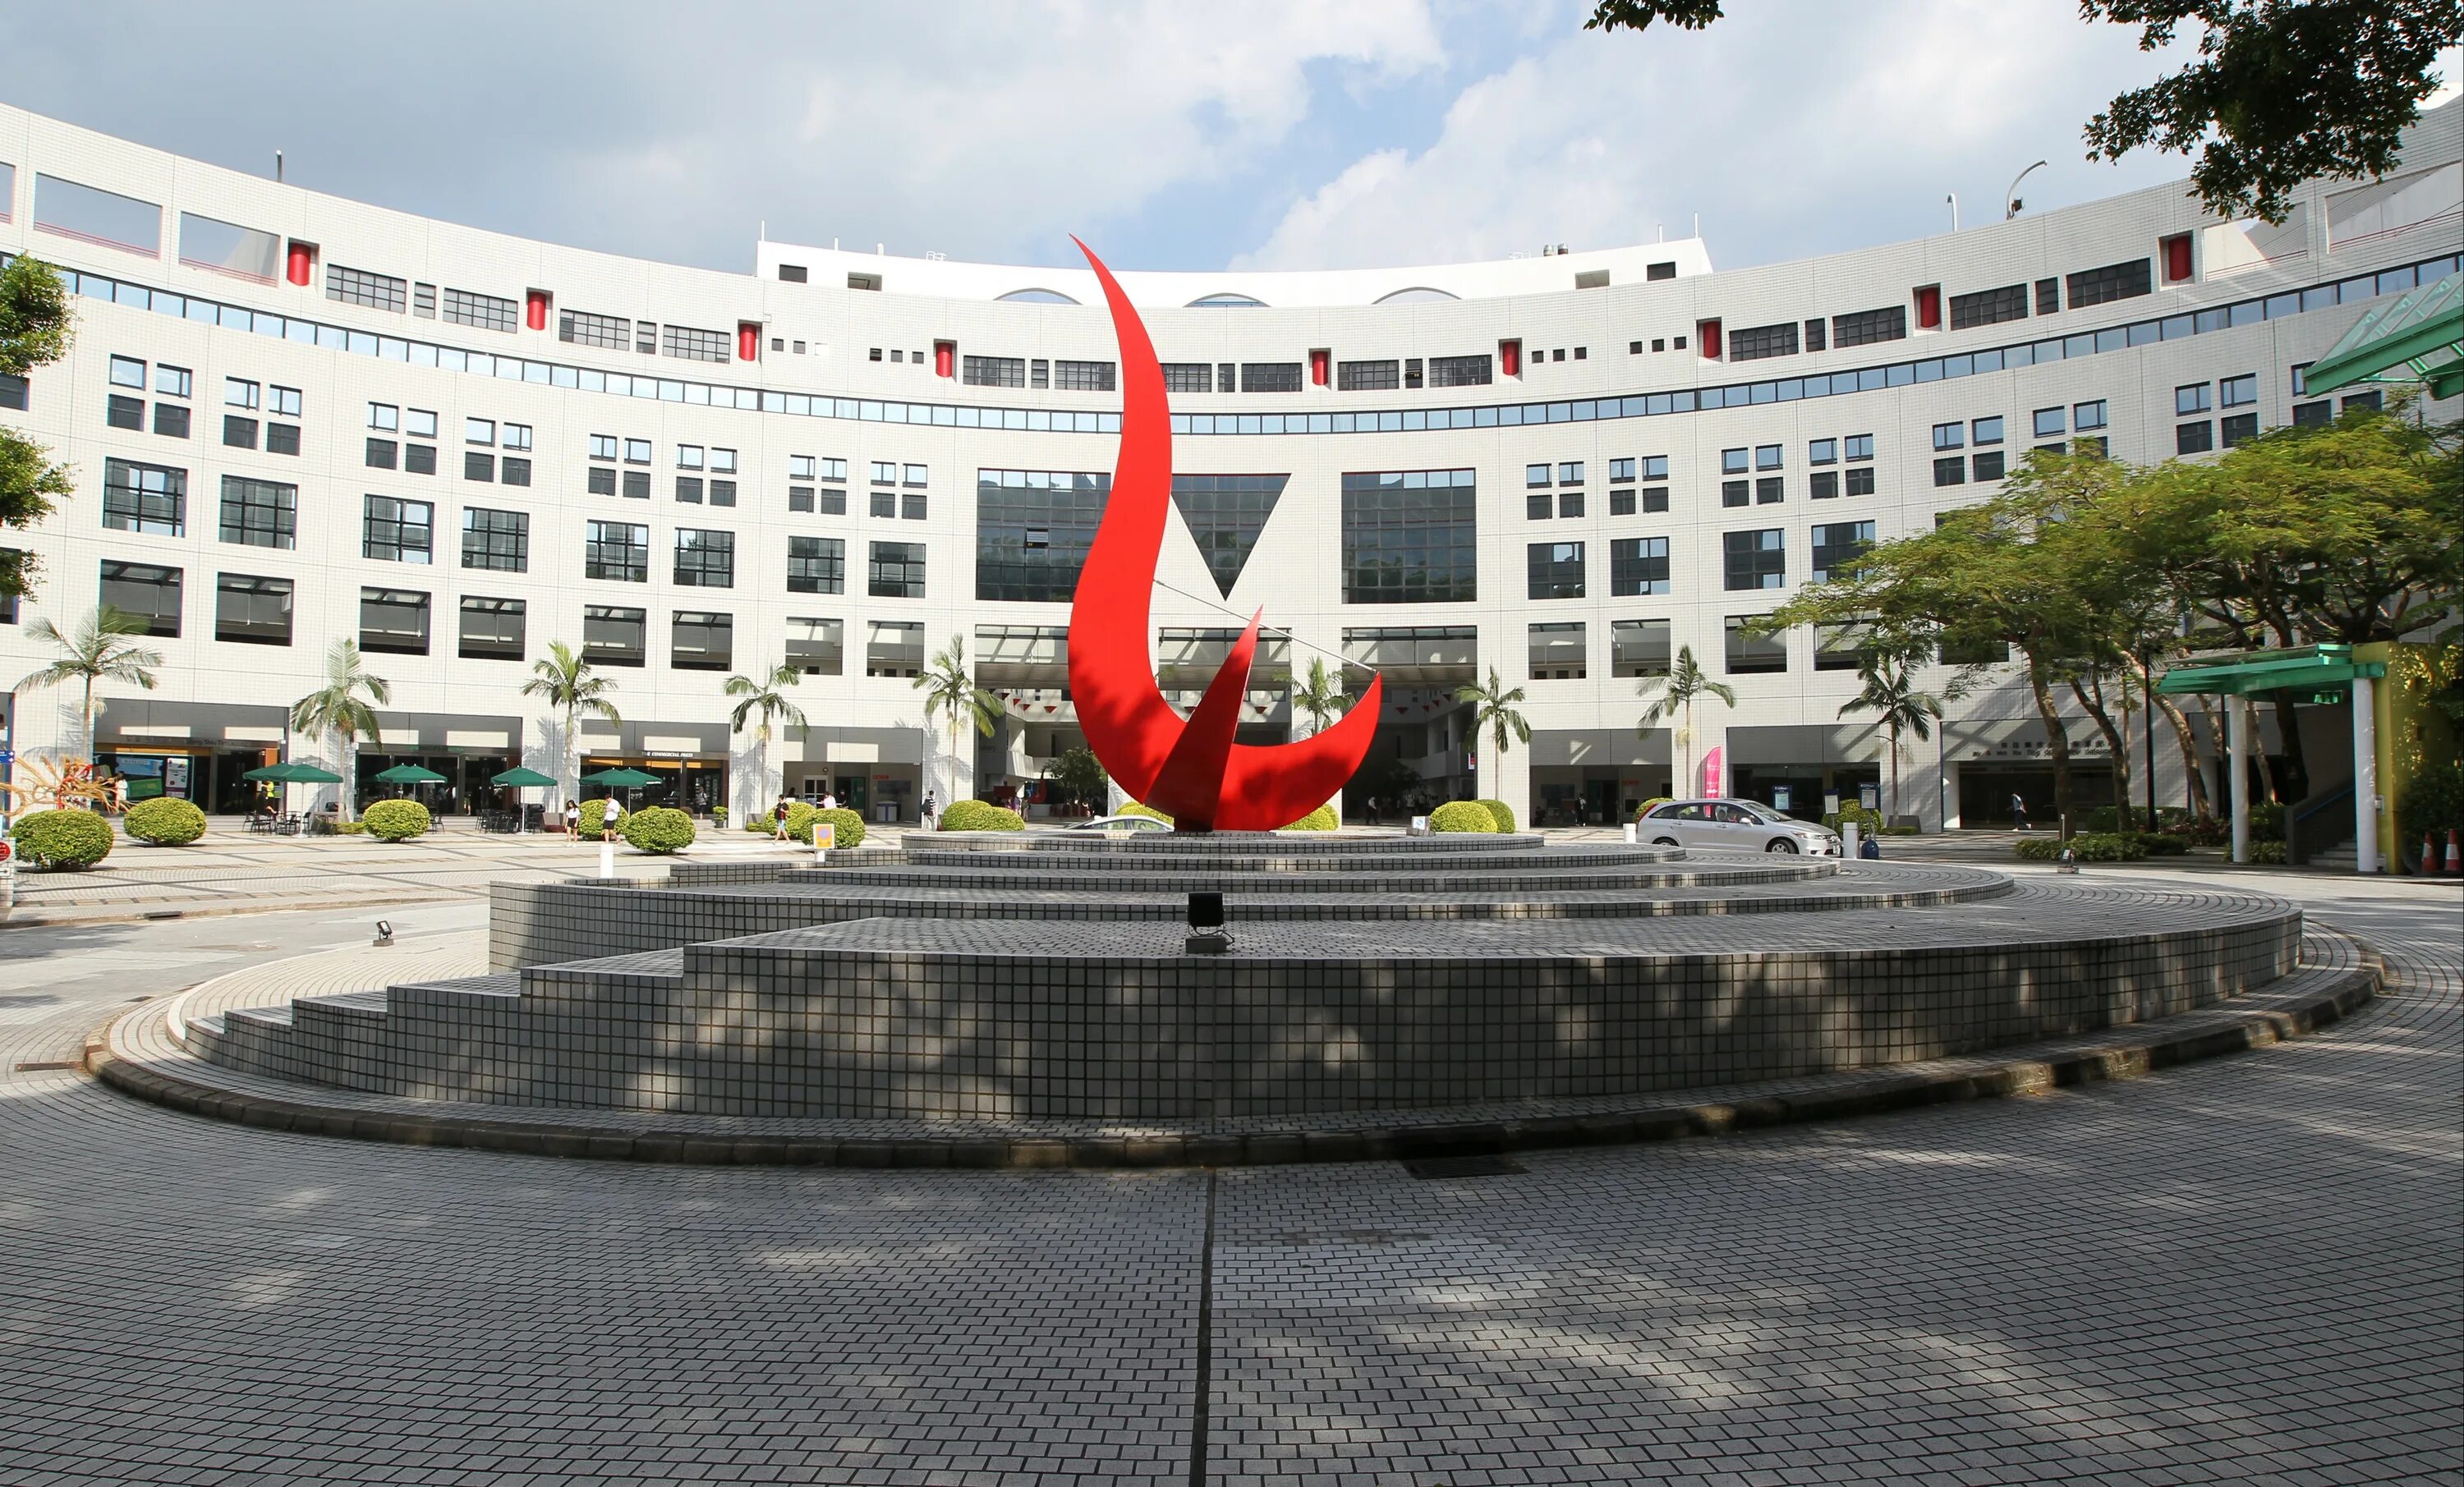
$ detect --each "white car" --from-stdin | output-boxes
[1638,799,1842,856]
[1060,814,1175,833]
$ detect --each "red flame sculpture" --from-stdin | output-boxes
[1066,240,1383,832]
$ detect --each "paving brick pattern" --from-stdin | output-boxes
[0,872,2453,1483]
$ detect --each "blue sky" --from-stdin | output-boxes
[8,2,2457,277]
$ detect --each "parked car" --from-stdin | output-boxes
[1637,799,1842,855]
[1060,814,1174,833]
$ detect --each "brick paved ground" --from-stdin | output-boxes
[0,869,2456,1485]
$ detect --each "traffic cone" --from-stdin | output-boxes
[2425,830,2439,874]
[2446,829,2461,876]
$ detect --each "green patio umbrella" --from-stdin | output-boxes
[492,766,558,833]
[374,762,448,804]
[241,760,342,830]
[580,765,663,810]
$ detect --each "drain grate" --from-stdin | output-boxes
[1403,1154,1526,1179]
[14,1062,80,1073]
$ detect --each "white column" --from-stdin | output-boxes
[2352,677,2379,874]
[2228,699,2249,865]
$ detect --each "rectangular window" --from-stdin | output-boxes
[1526,491,1554,521]
[871,461,897,485]
[788,535,846,594]
[464,451,494,482]
[106,393,145,431]
[1809,520,1874,582]
[671,610,733,671]
[1932,420,1965,451]
[587,466,617,497]
[1726,615,1786,674]
[214,573,292,646]
[1972,450,2006,480]
[1558,461,1586,485]
[1528,621,1587,680]
[1161,364,1213,393]
[231,383,267,414]
[582,604,646,667]
[1610,536,1671,596]
[866,618,925,677]
[177,212,280,281]
[1610,489,1635,516]
[1949,282,2030,330]
[903,464,927,487]
[269,386,301,418]
[1526,464,1551,488]
[674,443,702,469]
[465,417,496,447]
[1052,359,1115,392]
[2343,391,2382,414]
[788,485,815,512]
[676,475,703,504]
[461,507,529,571]
[663,324,730,363]
[1808,438,1837,466]
[1721,447,1749,475]
[705,445,731,473]
[1428,354,1492,387]
[2033,406,2065,438]
[1844,434,1873,462]
[1723,529,1785,590]
[358,587,430,655]
[102,459,185,536]
[1972,415,2003,445]
[1608,457,1637,482]
[1755,476,1783,504]
[2221,412,2259,447]
[784,617,844,676]
[153,402,190,438]
[1241,362,1303,392]
[1526,540,1585,600]
[1728,320,1799,362]
[558,309,630,349]
[2074,399,2108,430]
[591,434,620,461]
[362,495,434,562]
[99,561,181,636]
[868,539,927,598]
[788,455,816,480]
[1337,359,1400,391]
[2219,373,2258,408]
[871,489,897,518]
[222,414,257,449]
[457,596,526,661]
[673,528,735,588]
[218,475,296,549]
[1814,621,1871,672]
[154,365,191,399]
[2292,399,2333,428]
[621,470,650,500]
[1722,480,1749,508]
[1845,466,1876,497]
[1933,456,1967,486]
[1643,456,1671,482]
[1809,470,1840,500]
[968,355,1027,388]
[365,437,398,470]
[368,402,399,433]
[1340,469,1477,604]
[1804,318,1827,353]
[585,521,650,581]
[975,468,1124,602]
[110,355,145,388]
[902,491,926,520]
[1557,490,1584,518]
[442,287,519,333]
[2177,420,2214,454]
[708,477,733,507]
[2035,277,2060,315]
[502,457,531,487]
[1612,618,1672,677]
[637,322,657,354]
[35,173,160,256]
[1832,305,1907,348]
[2067,258,2153,308]
[623,438,651,465]
[326,264,407,312]
[264,422,300,457]
[2176,383,2211,415]
[7,372,39,410]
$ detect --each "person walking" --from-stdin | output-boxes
[772,798,793,842]
[922,792,938,830]
[563,799,580,838]
[2011,792,2031,832]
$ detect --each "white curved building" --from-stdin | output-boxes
[0,100,2456,828]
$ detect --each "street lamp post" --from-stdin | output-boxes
[2006,160,2048,219]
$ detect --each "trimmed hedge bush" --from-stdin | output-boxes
[1474,798,1517,834]
[620,805,696,855]
[2135,831,2190,856]
[745,801,821,839]
[2012,831,2146,862]
[1279,804,1338,832]
[575,801,629,841]
[16,809,114,870]
[1429,800,1498,833]
[811,805,866,849]
[1119,801,1173,824]
[124,796,207,846]
[939,799,1024,832]
[1823,804,1886,834]
[2249,839,2289,865]
[361,799,432,842]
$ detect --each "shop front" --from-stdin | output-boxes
[577,754,729,815]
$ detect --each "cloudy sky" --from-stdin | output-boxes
[8,2,2456,276]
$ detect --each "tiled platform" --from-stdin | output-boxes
[169,834,2314,1131]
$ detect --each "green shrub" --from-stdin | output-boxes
[710,805,729,827]
[811,805,866,849]
[2165,817,2230,848]
[123,796,207,846]
[1474,798,1517,834]
[939,799,1024,831]
[2398,760,2464,844]
[576,802,629,841]
[2249,840,2289,865]
[15,809,114,870]
[1823,804,1887,835]
[336,819,371,835]
[619,805,696,854]
[2248,801,2287,840]
[2087,805,2196,833]
[1119,801,1173,824]
[1428,800,1497,833]
[2134,832,2190,856]
[361,799,432,842]
[1634,796,1672,821]
[2012,831,2147,863]
[1278,803,1338,832]
[743,801,817,834]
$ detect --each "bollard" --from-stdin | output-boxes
[1842,822,1861,861]
[600,835,614,879]
[1624,821,1637,844]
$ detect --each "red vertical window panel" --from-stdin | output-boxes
[1500,339,1521,377]
[1309,348,1329,386]
[738,322,762,361]
[1696,319,1722,359]
[285,241,314,287]
[524,290,549,332]
[1915,285,1941,329]
[2163,233,2193,282]
[934,340,954,377]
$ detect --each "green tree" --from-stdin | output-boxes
[1291,656,1348,736]
[1584,0,2462,223]
[1837,653,1944,821]
[1,255,76,605]
[289,640,391,823]
[1050,744,1109,810]
[520,640,622,807]
[1635,643,1736,796]
[724,662,808,810]
[14,605,161,760]
[1455,667,1530,796]
[913,633,1000,803]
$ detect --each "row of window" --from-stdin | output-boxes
[1519,521,1873,602]
[959,356,1117,392]
[1525,616,1922,680]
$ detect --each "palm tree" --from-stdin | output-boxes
[1291,656,1346,737]
[289,640,391,823]
[520,640,622,809]
[1837,654,1943,820]
[14,606,163,760]
[912,633,999,805]
[1455,666,1529,797]
[724,661,808,810]
[1636,644,1736,796]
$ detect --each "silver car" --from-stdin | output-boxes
[1639,798,1842,855]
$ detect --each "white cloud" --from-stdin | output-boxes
[1236,0,2207,272]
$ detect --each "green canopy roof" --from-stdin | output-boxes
[242,761,342,783]
[373,764,448,783]
[490,766,558,787]
[2299,268,2463,401]
[2156,644,2387,699]
[581,767,662,787]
